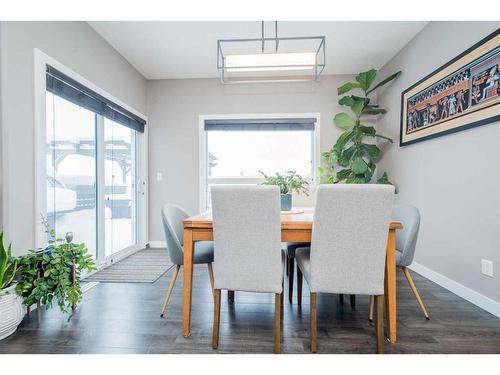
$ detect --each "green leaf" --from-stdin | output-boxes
[337,82,361,95]
[325,153,337,166]
[377,172,388,183]
[336,169,352,181]
[338,145,357,167]
[338,96,355,107]
[377,172,397,193]
[364,161,376,180]
[333,129,354,152]
[363,106,387,115]
[346,171,371,183]
[351,157,368,174]
[366,71,401,95]
[360,126,376,135]
[373,133,393,143]
[362,144,382,162]
[356,69,377,92]
[352,99,367,117]
[339,96,369,118]
[334,113,356,130]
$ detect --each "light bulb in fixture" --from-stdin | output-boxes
[225,52,316,72]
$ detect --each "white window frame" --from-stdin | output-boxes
[198,113,320,211]
[33,49,149,266]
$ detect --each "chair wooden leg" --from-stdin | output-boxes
[274,293,281,354]
[280,280,284,307]
[285,255,289,276]
[207,263,215,298]
[228,290,235,303]
[160,265,180,317]
[310,292,318,353]
[375,295,384,354]
[402,266,430,320]
[297,266,303,306]
[37,302,42,326]
[212,289,221,349]
[369,295,375,322]
[350,294,356,308]
[288,256,295,303]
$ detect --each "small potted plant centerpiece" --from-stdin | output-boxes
[0,232,24,340]
[260,170,309,211]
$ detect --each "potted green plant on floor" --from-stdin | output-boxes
[16,219,97,321]
[0,232,24,340]
[319,68,401,185]
[260,170,309,211]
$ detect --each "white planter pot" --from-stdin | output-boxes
[0,284,25,340]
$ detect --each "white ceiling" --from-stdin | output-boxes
[88,21,428,80]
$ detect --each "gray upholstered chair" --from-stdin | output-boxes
[211,185,283,353]
[160,204,215,318]
[285,242,308,302]
[287,243,356,307]
[369,204,429,320]
[296,184,394,353]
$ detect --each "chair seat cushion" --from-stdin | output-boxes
[286,242,311,257]
[295,247,311,284]
[193,241,214,264]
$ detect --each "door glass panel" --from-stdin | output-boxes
[46,92,97,259]
[104,118,136,256]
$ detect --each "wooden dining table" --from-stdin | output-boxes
[182,208,403,342]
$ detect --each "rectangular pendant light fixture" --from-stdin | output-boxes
[217,22,325,84]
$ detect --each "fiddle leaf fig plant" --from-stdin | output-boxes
[319,69,401,185]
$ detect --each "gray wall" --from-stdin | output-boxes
[0,21,147,255]
[147,76,356,241]
[377,21,500,302]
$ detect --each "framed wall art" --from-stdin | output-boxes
[400,29,500,146]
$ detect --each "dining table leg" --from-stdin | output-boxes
[182,228,194,337]
[385,228,397,343]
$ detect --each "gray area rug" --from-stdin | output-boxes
[85,248,173,283]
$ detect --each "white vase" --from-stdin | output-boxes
[0,284,25,340]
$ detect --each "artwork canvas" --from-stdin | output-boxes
[400,29,500,146]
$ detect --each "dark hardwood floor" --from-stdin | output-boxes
[1,263,499,354]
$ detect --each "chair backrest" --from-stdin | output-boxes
[161,204,189,265]
[211,185,282,293]
[392,204,420,267]
[309,184,394,295]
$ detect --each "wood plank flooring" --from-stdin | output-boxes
[1,264,499,354]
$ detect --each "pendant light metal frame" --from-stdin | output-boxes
[217,22,326,84]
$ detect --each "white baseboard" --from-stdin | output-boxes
[148,240,166,248]
[409,262,500,318]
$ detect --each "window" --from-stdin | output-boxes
[201,116,319,209]
[44,64,145,265]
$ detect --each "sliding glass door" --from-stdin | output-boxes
[44,65,145,266]
[104,118,137,256]
[46,92,98,259]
